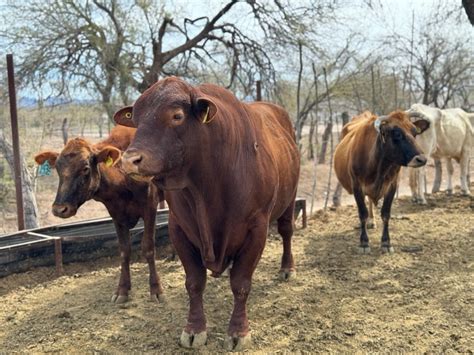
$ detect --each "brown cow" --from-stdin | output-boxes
[34,126,164,303]
[334,110,430,253]
[113,77,300,350]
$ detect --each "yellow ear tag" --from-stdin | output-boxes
[125,112,132,119]
[202,106,210,124]
[105,156,113,167]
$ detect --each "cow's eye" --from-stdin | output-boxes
[173,113,184,121]
[83,166,90,175]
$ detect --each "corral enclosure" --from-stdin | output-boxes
[0,192,472,352]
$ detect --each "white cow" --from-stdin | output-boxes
[408,104,473,204]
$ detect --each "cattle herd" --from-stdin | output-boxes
[34,76,473,351]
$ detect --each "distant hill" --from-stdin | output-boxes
[18,96,98,108]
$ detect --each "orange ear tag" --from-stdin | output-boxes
[105,156,113,167]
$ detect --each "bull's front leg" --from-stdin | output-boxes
[225,221,266,351]
[142,184,164,302]
[353,186,370,254]
[111,221,132,303]
[169,220,207,348]
[380,184,397,253]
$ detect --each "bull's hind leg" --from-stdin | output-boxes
[277,200,296,281]
[380,185,397,253]
[111,222,132,304]
[353,186,370,254]
[225,221,266,351]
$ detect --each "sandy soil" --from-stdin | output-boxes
[1,191,472,353]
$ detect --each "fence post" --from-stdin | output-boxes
[6,53,25,231]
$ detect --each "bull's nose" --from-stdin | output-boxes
[408,155,427,167]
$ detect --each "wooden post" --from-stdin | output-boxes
[256,80,262,102]
[6,53,25,231]
[54,238,64,275]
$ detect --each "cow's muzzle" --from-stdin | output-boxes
[407,154,427,168]
[52,203,77,218]
[121,149,142,174]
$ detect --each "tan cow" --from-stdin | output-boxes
[334,110,429,253]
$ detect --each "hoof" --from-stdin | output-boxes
[111,294,129,304]
[358,246,371,254]
[179,330,207,348]
[278,268,296,281]
[419,199,427,205]
[461,190,471,196]
[446,189,453,196]
[150,293,166,303]
[381,246,395,254]
[366,221,375,229]
[224,333,252,351]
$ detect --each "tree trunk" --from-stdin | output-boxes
[0,133,39,229]
[295,40,304,147]
[307,113,317,160]
[318,121,332,164]
[322,67,334,210]
[61,118,69,145]
[332,112,349,208]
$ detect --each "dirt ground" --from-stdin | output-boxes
[0,189,472,353]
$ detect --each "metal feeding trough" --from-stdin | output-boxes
[0,198,307,278]
[0,209,170,277]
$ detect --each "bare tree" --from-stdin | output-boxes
[388,8,473,108]
[0,132,39,229]
[2,0,340,118]
[1,0,127,120]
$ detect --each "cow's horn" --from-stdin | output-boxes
[374,115,388,133]
[406,109,429,122]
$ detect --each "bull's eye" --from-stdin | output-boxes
[83,166,90,175]
[173,113,184,121]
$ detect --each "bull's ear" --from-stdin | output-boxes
[195,97,218,124]
[114,106,135,127]
[96,146,121,167]
[34,151,58,167]
[413,119,430,135]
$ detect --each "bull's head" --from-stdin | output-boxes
[373,110,430,167]
[113,77,218,190]
[34,140,121,218]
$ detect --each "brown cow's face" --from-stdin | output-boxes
[34,140,120,218]
[115,77,217,190]
[377,112,429,167]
